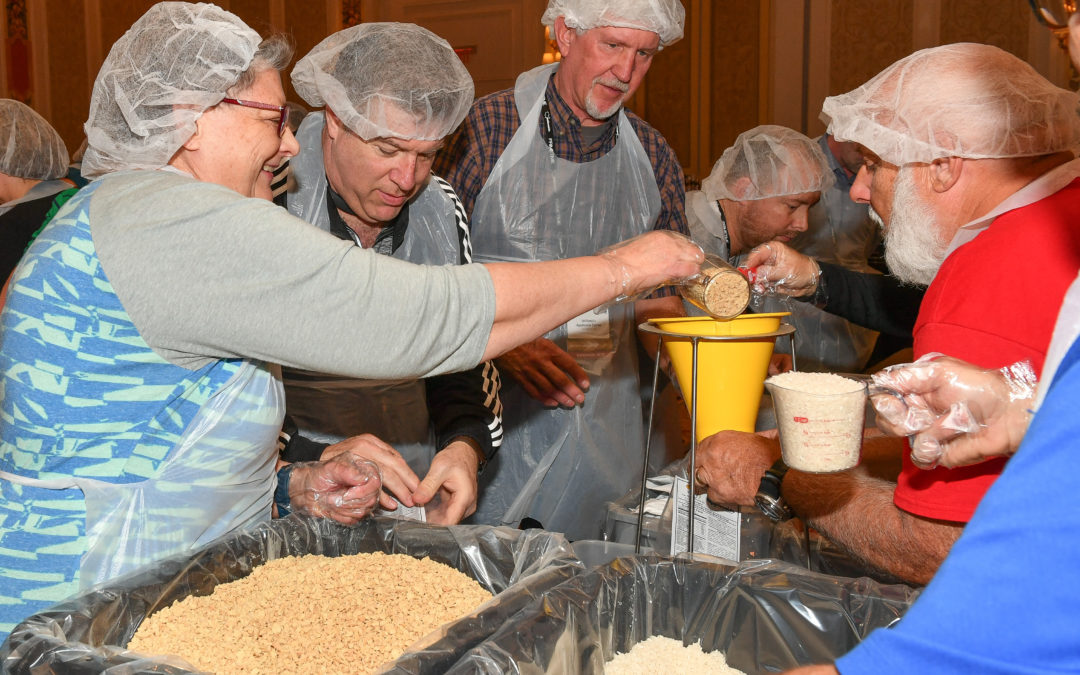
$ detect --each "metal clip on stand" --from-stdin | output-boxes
[635,321,796,556]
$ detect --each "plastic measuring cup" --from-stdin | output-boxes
[765,374,868,473]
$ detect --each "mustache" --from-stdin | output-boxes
[868,207,885,231]
[594,77,630,93]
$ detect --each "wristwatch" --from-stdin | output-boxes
[754,458,793,522]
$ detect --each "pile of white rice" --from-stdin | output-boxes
[605,636,747,674]
[766,371,864,394]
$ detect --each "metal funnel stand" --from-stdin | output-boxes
[635,321,796,556]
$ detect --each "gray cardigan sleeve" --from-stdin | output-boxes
[90,170,495,379]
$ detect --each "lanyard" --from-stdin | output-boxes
[715,200,740,266]
[539,97,619,157]
[541,99,556,154]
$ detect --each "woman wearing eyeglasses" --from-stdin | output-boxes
[0,2,702,640]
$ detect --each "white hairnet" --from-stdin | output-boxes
[81,2,261,179]
[822,43,1080,166]
[703,125,835,202]
[542,0,685,48]
[291,23,474,141]
[0,99,69,180]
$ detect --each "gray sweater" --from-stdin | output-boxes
[90,169,495,378]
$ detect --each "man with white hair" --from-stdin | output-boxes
[696,42,1080,585]
[436,0,688,539]
[276,23,501,526]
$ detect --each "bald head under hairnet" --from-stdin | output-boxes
[703,125,834,202]
[0,99,69,181]
[291,23,474,141]
[822,43,1080,166]
[81,1,261,179]
[542,0,685,48]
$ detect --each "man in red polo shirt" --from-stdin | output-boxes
[694,42,1080,585]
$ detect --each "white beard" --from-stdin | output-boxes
[584,77,629,120]
[877,167,949,286]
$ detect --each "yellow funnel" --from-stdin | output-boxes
[649,313,789,440]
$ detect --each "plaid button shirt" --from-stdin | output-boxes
[435,71,688,297]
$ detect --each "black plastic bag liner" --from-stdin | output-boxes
[446,554,920,674]
[1,516,582,674]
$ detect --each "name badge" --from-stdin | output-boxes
[567,306,616,375]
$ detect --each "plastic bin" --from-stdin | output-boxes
[1,516,583,675]
[447,555,919,673]
[572,540,639,568]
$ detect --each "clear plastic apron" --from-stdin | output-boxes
[467,64,662,540]
[281,112,462,475]
[0,360,283,588]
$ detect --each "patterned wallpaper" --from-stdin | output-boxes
[939,0,1029,56]
[710,1,763,166]
[829,0,915,98]
[4,0,30,103]
[0,0,1068,164]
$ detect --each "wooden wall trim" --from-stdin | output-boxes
[268,0,285,30]
[0,0,7,96]
[912,0,941,51]
[768,0,804,131]
[84,0,101,102]
[757,0,771,126]
[27,0,47,116]
[805,0,830,138]
[692,0,711,177]
[1026,13,1072,87]
[329,0,343,32]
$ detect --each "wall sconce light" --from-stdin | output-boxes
[1028,0,1077,29]
[541,26,562,64]
[1028,0,1078,87]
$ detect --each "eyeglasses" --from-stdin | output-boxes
[220,97,288,136]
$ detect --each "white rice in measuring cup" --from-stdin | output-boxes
[766,372,867,472]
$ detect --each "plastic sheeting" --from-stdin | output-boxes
[448,555,918,673]
[1,516,581,675]
[603,459,911,586]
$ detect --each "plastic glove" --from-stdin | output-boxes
[320,434,420,510]
[870,354,1036,469]
[597,230,704,302]
[289,451,383,525]
[743,241,821,298]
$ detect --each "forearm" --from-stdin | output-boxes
[95,174,495,378]
[816,262,923,338]
[856,435,905,482]
[783,469,961,585]
[483,257,620,360]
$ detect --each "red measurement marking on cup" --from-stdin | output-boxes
[793,416,809,423]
